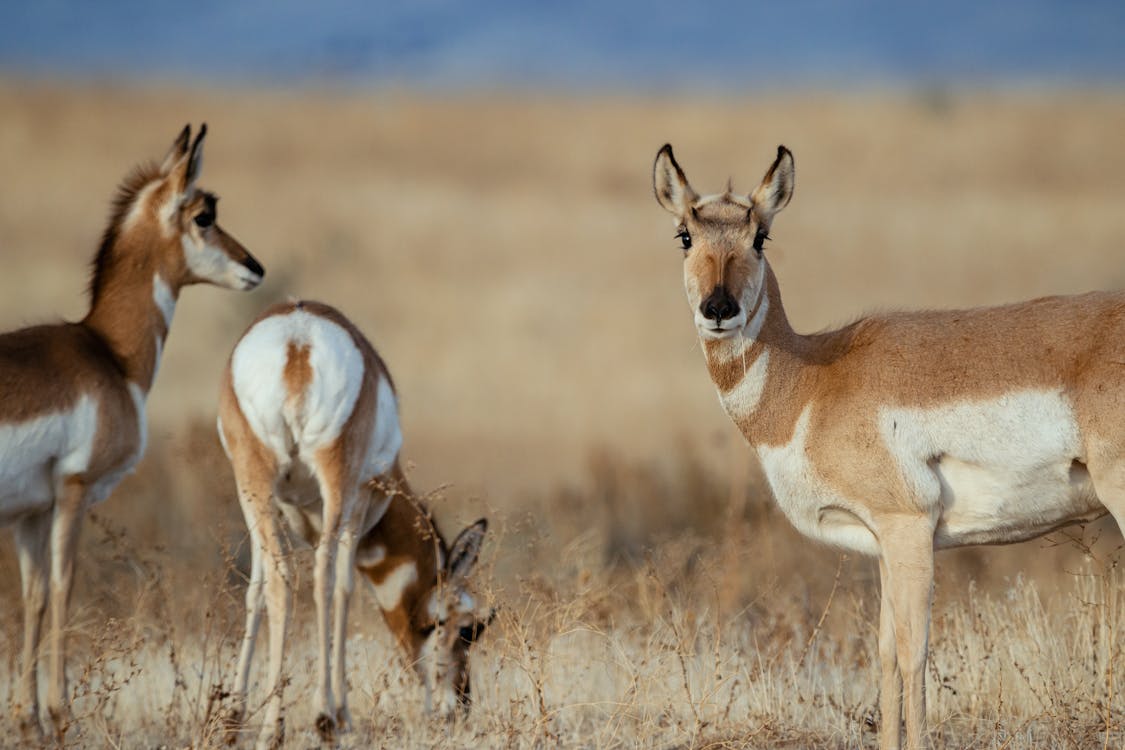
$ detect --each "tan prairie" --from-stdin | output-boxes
[1,81,1125,747]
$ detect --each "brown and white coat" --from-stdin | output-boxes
[653,143,1124,750]
[0,125,263,740]
[217,300,489,750]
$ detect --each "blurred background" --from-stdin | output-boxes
[2,1,1125,746]
[1,3,1124,744]
[3,0,1125,599]
[3,0,1125,586]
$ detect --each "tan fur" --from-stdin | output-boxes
[0,125,262,741]
[357,463,445,658]
[653,143,1125,750]
[219,301,487,748]
[281,341,313,405]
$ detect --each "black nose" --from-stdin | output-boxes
[243,253,265,279]
[700,287,739,322]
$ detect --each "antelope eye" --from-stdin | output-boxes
[193,212,214,228]
[676,230,692,251]
[459,626,475,643]
[753,228,769,254]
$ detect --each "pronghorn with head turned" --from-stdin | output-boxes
[217,299,491,749]
[0,124,263,740]
[653,144,1123,750]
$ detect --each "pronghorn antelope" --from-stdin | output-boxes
[653,144,1122,750]
[217,300,490,748]
[0,124,263,739]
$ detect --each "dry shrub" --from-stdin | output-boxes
[2,85,1125,747]
[5,427,1120,747]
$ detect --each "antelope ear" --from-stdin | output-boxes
[166,123,207,196]
[446,518,488,582]
[749,145,795,231]
[160,125,191,175]
[185,122,207,191]
[653,144,698,219]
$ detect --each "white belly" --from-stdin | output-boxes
[755,391,1106,556]
[931,454,1104,546]
[882,389,1103,548]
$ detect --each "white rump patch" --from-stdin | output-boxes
[364,376,402,479]
[231,310,366,466]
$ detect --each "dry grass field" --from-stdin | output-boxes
[1,80,1125,747]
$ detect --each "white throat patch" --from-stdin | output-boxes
[153,274,176,329]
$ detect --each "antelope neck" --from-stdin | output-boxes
[701,264,812,445]
[82,257,175,394]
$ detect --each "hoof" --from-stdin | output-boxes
[47,704,71,744]
[334,705,353,733]
[315,712,336,743]
[255,718,285,750]
[18,712,45,743]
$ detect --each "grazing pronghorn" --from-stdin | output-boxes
[0,124,263,739]
[217,300,490,749]
[653,144,1122,750]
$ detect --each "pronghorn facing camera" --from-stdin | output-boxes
[218,300,491,749]
[653,144,1122,750]
[0,124,263,740]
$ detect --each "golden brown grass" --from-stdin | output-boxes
[1,81,1124,747]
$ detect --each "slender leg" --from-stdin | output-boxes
[331,512,362,732]
[878,556,903,750]
[46,478,88,738]
[880,516,935,750]
[12,512,51,740]
[231,516,265,729]
[236,478,289,750]
[311,472,352,743]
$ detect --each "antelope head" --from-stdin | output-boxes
[653,144,794,340]
[117,124,264,293]
[413,518,492,717]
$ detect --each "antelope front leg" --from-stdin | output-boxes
[880,516,935,750]
[878,556,903,750]
[12,512,51,740]
[45,479,88,739]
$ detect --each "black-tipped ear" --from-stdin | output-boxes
[160,125,191,175]
[447,518,488,581]
[653,143,698,218]
[185,122,207,188]
[750,144,795,230]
